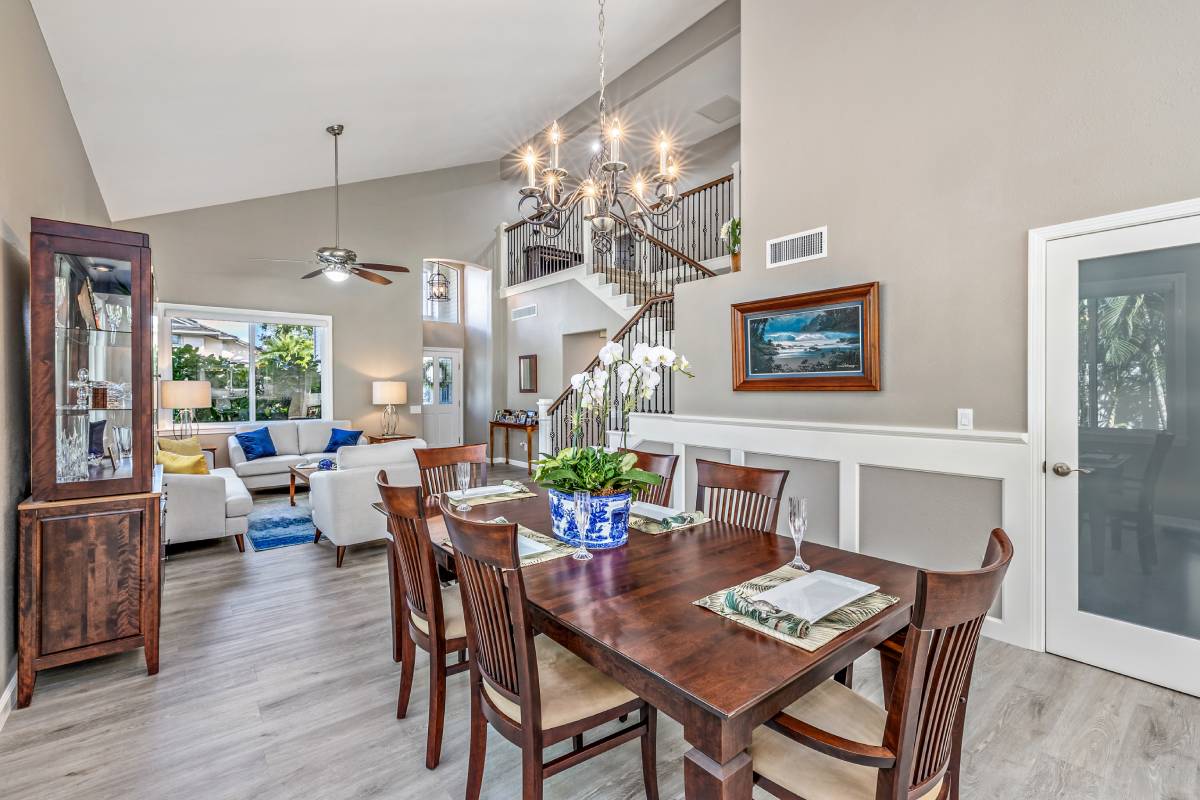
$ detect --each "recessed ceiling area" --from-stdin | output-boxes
[31,0,725,220]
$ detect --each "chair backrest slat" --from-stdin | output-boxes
[694,459,788,534]
[441,501,541,720]
[881,528,1013,797]
[416,444,489,500]
[375,473,441,630]
[620,448,679,506]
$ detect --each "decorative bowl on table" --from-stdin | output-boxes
[317,458,335,471]
[548,488,631,550]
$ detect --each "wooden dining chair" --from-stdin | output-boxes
[415,443,489,513]
[750,528,1013,800]
[375,472,470,770]
[440,500,659,800]
[621,448,679,506]
[693,459,789,534]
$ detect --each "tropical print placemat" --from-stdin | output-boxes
[437,518,577,567]
[629,510,709,535]
[694,565,900,652]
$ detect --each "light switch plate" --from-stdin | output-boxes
[409,405,422,415]
[957,408,974,430]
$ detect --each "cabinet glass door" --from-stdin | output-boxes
[54,253,135,484]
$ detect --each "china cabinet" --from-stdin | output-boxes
[17,218,161,708]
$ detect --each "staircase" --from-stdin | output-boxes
[503,173,735,452]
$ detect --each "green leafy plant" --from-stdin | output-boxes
[533,447,662,497]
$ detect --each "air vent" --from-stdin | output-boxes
[511,304,537,321]
[766,226,827,269]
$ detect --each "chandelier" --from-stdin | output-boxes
[515,0,682,254]
[426,261,451,302]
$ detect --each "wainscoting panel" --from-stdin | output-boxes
[684,446,732,512]
[628,412,1034,650]
[744,452,840,546]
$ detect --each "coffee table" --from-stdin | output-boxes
[288,464,319,506]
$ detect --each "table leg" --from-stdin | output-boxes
[488,424,494,465]
[504,429,510,465]
[289,472,297,506]
[683,749,753,799]
[526,427,533,475]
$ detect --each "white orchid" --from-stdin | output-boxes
[597,341,623,366]
[643,371,661,389]
[674,354,690,372]
[640,385,654,400]
[630,342,653,367]
[650,345,676,367]
[591,366,609,386]
[616,362,635,383]
[580,392,594,408]
[570,372,588,391]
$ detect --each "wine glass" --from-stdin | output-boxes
[455,462,472,513]
[572,489,593,561]
[788,496,810,571]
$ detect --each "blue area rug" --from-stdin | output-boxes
[246,494,316,552]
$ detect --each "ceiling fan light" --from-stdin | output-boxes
[325,268,350,283]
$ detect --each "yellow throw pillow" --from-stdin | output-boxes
[156,450,209,475]
[159,435,203,456]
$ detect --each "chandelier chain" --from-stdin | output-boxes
[597,0,607,127]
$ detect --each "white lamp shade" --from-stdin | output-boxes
[160,380,212,409]
[372,381,408,405]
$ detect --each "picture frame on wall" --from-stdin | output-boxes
[730,282,880,391]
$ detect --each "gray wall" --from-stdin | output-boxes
[561,329,609,386]
[1,0,112,703]
[504,280,626,408]
[686,124,740,188]
[125,160,512,451]
[675,0,1200,432]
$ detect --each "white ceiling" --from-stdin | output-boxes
[32,0,725,220]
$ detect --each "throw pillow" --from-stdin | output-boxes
[324,428,362,452]
[156,450,209,474]
[235,427,277,461]
[159,435,202,456]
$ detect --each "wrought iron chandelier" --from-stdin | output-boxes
[515,0,682,254]
[426,261,451,302]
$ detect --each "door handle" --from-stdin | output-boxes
[1051,462,1094,477]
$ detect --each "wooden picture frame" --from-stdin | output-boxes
[731,282,880,391]
[518,354,537,393]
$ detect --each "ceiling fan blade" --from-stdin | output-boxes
[351,267,392,286]
[251,257,316,264]
[357,263,411,273]
[301,268,326,279]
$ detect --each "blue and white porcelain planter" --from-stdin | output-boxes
[548,488,632,549]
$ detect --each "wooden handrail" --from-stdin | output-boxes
[546,294,674,415]
[637,229,717,277]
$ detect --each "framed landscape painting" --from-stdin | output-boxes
[731,282,880,391]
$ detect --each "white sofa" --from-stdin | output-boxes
[227,419,357,490]
[310,437,427,566]
[162,452,254,552]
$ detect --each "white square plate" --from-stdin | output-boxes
[448,484,519,501]
[517,535,552,558]
[752,570,879,623]
[631,501,681,521]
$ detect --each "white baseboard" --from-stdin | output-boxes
[491,458,530,469]
[0,658,17,735]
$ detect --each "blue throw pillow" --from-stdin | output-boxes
[324,428,362,452]
[235,427,277,461]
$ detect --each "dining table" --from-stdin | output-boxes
[405,487,920,800]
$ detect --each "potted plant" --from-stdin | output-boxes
[533,341,693,549]
[720,217,741,272]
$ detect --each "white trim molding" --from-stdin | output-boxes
[628,412,1035,650]
[1027,195,1200,652]
[0,658,17,735]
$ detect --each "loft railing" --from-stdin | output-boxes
[504,173,733,289]
[546,295,676,452]
[504,210,585,286]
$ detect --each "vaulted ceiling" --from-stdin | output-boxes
[32,0,725,220]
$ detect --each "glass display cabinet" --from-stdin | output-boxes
[29,218,153,501]
[18,218,160,709]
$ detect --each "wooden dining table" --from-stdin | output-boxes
[408,488,920,799]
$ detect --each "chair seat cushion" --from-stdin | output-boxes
[233,454,306,477]
[410,585,467,640]
[483,636,636,730]
[750,680,944,800]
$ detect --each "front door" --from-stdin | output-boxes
[1045,212,1200,696]
[421,347,463,448]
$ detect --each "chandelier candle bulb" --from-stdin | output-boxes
[609,124,621,163]
[524,148,537,188]
[550,122,561,168]
[659,136,669,175]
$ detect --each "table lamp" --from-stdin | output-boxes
[160,380,212,439]
[372,381,408,436]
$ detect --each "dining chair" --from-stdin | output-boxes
[750,528,1013,800]
[693,458,789,534]
[415,443,489,513]
[376,472,470,770]
[440,500,659,800]
[620,448,679,506]
[1108,431,1174,573]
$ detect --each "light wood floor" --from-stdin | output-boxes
[1,473,1196,799]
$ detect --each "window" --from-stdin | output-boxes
[422,262,460,323]
[1078,274,1186,435]
[158,305,332,428]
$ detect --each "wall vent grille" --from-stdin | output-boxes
[766,226,827,268]
[511,304,537,321]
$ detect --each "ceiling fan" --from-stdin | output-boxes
[252,124,410,285]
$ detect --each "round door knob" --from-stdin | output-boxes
[1051,462,1093,477]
